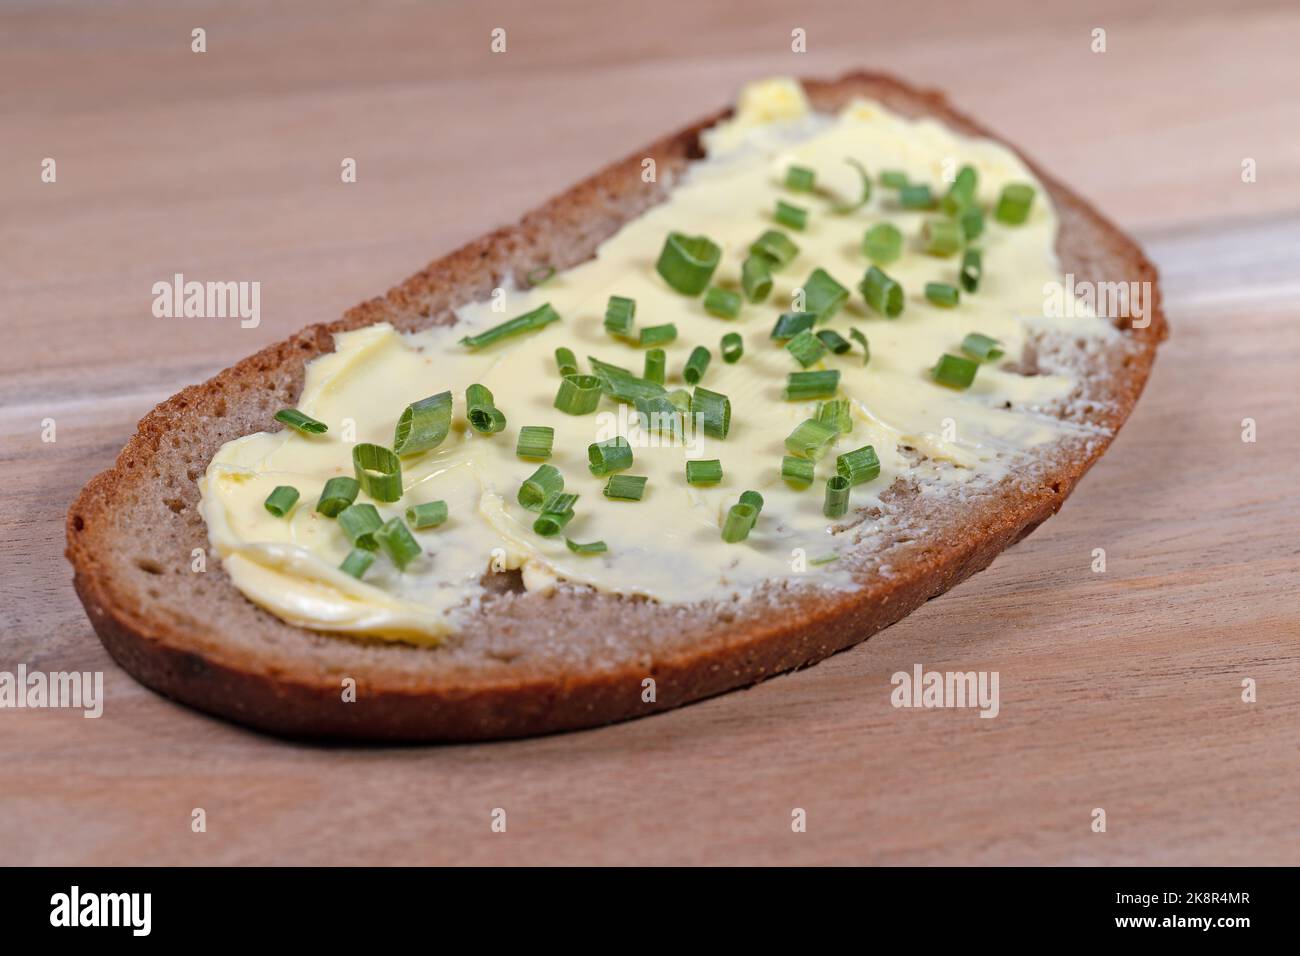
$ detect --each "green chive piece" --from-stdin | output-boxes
[460,302,560,349]
[588,436,633,476]
[722,502,758,542]
[533,493,578,536]
[565,538,608,555]
[264,485,299,518]
[941,165,978,216]
[604,295,636,338]
[995,183,1036,224]
[352,443,402,502]
[960,205,985,241]
[603,474,647,501]
[667,388,692,416]
[831,158,872,214]
[525,265,555,287]
[785,165,815,192]
[922,219,963,257]
[683,346,712,385]
[739,490,764,515]
[466,383,506,434]
[686,459,723,485]
[961,249,983,293]
[932,353,980,389]
[816,329,851,354]
[721,332,743,364]
[587,356,667,404]
[785,419,838,460]
[749,230,799,268]
[863,222,903,265]
[771,311,817,340]
[639,323,678,347]
[849,327,870,365]
[860,265,904,318]
[704,286,742,318]
[515,425,554,460]
[784,369,841,401]
[836,445,881,485]
[338,503,383,551]
[816,398,853,434]
[634,394,683,437]
[339,548,374,580]
[376,517,421,571]
[775,200,808,231]
[393,391,453,455]
[802,268,849,322]
[274,408,327,435]
[741,255,773,303]
[810,553,840,566]
[554,373,603,415]
[405,500,449,529]
[824,475,851,518]
[519,464,563,512]
[786,329,826,368]
[555,346,578,377]
[880,170,909,189]
[962,333,1005,362]
[644,348,666,385]
[691,386,731,439]
[899,183,936,210]
[782,455,815,487]
[925,282,961,308]
[315,476,360,517]
[656,232,721,294]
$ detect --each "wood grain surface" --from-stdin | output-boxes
[2,0,1298,865]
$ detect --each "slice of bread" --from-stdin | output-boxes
[66,72,1166,741]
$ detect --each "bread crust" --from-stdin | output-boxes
[66,72,1166,741]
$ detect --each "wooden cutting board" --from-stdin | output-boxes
[2,0,1297,865]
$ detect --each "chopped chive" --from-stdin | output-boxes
[263,485,299,517]
[961,333,1005,361]
[802,268,849,321]
[860,265,904,318]
[634,394,683,437]
[554,373,603,415]
[862,222,903,265]
[339,548,374,579]
[771,311,817,340]
[836,445,880,485]
[922,219,963,257]
[315,476,360,517]
[810,553,840,566]
[526,265,556,286]
[785,418,838,460]
[781,455,815,487]
[533,494,577,536]
[704,286,742,318]
[831,158,872,214]
[460,302,560,349]
[823,474,851,518]
[925,282,961,308]
[960,205,984,241]
[683,346,712,385]
[587,356,666,404]
[565,538,608,555]
[686,459,723,485]
[786,329,826,368]
[393,391,453,455]
[784,369,840,401]
[588,436,633,476]
[816,398,853,434]
[656,232,720,294]
[352,443,402,502]
[741,255,773,303]
[338,503,382,551]
[667,388,692,416]
[816,329,851,354]
[515,425,555,460]
[466,383,506,434]
[849,327,870,365]
[644,348,666,385]
[739,490,764,514]
[880,170,909,189]
[691,386,731,439]
[518,464,563,512]
[604,295,636,338]
[749,229,799,268]
[405,500,449,529]
[941,165,978,215]
[960,249,983,293]
[639,323,678,347]
[785,165,815,192]
[376,517,421,571]
[775,200,808,231]
[995,183,1036,224]
[274,408,327,435]
[555,346,578,377]
[541,491,578,514]
[603,474,648,501]
[899,183,936,210]
[721,332,743,364]
[722,502,758,542]
[932,353,979,389]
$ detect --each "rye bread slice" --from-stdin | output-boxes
[66,72,1167,741]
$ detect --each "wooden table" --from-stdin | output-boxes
[3,0,1297,865]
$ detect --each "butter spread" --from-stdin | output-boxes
[198,77,1115,644]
